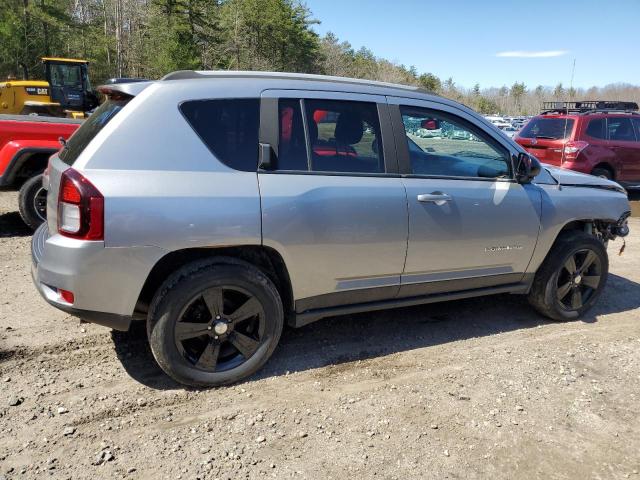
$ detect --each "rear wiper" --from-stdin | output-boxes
[534,135,557,140]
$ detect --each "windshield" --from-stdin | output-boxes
[519,117,575,139]
[59,98,128,165]
[48,63,84,88]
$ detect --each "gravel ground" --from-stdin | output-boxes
[1,190,640,480]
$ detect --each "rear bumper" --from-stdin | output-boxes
[31,267,133,331]
[30,223,166,330]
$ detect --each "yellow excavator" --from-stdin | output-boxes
[0,58,99,118]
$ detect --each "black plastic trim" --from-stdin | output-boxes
[295,284,400,313]
[257,170,402,178]
[292,282,531,327]
[398,272,523,298]
[67,307,132,331]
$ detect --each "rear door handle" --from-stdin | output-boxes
[417,192,451,206]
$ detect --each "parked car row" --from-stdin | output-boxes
[28,71,630,387]
[484,115,532,138]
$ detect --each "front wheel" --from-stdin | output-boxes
[18,174,47,230]
[528,232,608,321]
[147,259,284,387]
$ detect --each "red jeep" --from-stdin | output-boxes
[0,114,81,229]
[515,101,640,188]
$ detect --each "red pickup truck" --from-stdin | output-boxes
[0,114,82,229]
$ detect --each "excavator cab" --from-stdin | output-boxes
[0,58,98,117]
[42,58,99,116]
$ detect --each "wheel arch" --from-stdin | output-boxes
[135,245,294,320]
[591,162,615,179]
[1,147,57,187]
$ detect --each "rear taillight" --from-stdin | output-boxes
[562,140,589,161]
[57,168,104,240]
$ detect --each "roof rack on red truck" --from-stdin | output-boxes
[541,101,639,115]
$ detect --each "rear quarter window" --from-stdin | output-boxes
[180,99,260,172]
[59,99,128,165]
[519,117,575,140]
[585,118,606,139]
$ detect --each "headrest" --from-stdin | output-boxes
[335,112,364,145]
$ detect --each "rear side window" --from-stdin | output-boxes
[519,117,575,140]
[59,99,128,165]
[585,118,606,139]
[275,99,384,174]
[305,100,383,173]
[607,117,636,142]
[278,99,308,171]
[180,99,260,172]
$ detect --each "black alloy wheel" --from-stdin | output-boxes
[555,248,602,311]
[175,286,265,372]
[528,231,608,321]
[147,259,284,387]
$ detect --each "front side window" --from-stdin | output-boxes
[180,99,260,172]
[400,107,511,178]
[607,117,636,142]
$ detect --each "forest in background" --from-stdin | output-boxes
[2,0,638,116]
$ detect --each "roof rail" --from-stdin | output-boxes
[541,100,639,115]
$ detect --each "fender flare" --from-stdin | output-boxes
[0,140,60,187]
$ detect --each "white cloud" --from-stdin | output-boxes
[495,50,569,58]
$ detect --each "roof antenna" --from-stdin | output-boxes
[560,58,576,166]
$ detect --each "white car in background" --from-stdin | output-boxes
[499,125,519,138]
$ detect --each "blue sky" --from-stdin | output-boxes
[304,0,639,89]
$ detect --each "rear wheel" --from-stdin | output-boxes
[147,259,283,387]
[591,167,613,180]
[528,232,608,321]
[18,174,47,230]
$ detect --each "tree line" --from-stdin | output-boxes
[2,0,638,116]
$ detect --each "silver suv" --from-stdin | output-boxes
[31,72,631,387]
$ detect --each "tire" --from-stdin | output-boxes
[147,258,284,387]
[528,231,608,321]
[18,174,47,230]
[591,167,613,180]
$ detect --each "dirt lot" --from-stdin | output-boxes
[1,190,640,480]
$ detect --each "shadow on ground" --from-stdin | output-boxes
[0,211,31,237]
[111,273,640,390]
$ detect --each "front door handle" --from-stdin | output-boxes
[417,192,452,206]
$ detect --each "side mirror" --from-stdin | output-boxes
[515,152,541,183]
